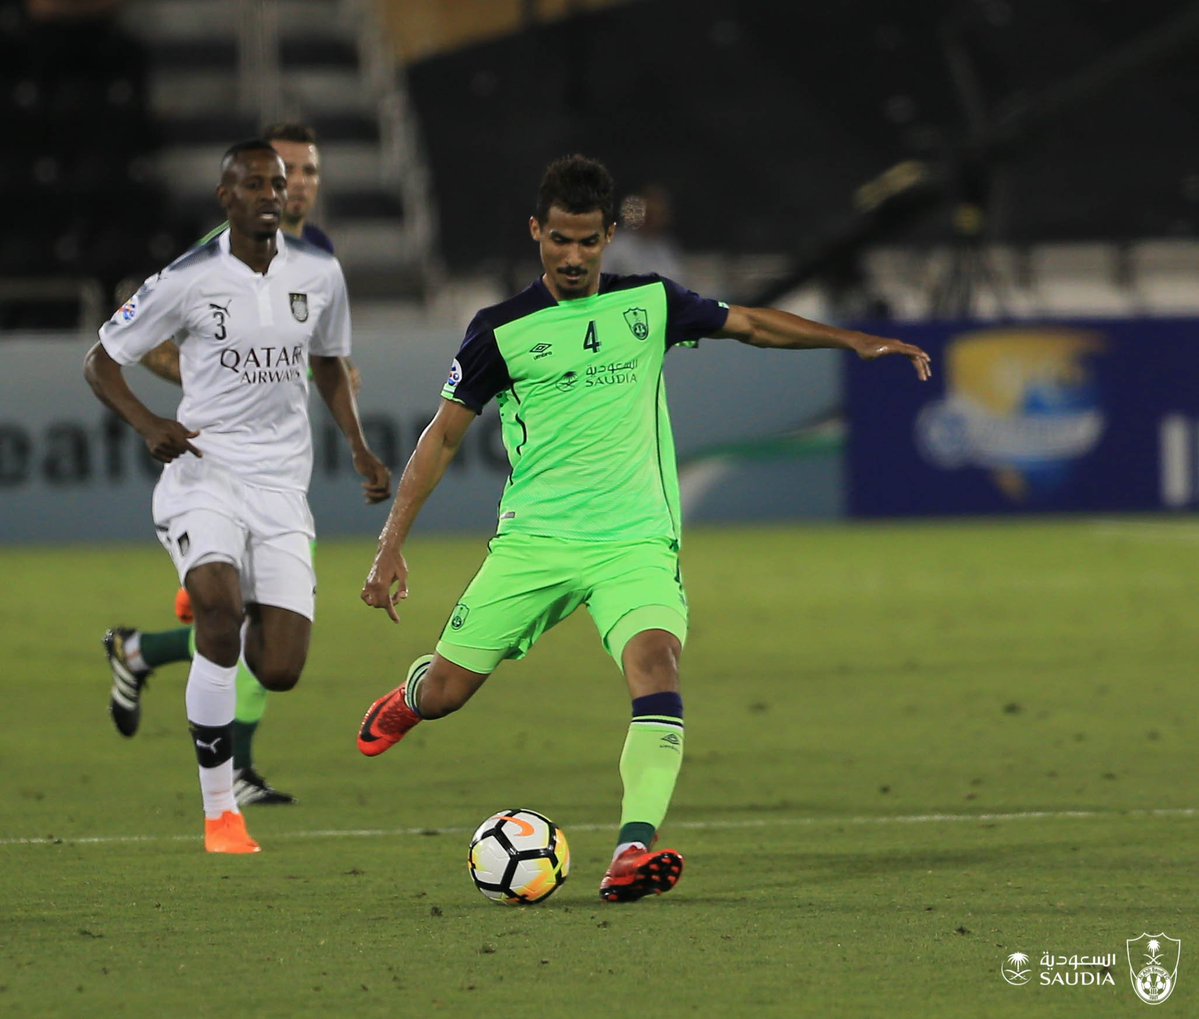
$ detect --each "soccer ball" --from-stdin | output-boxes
[467,808,570,905]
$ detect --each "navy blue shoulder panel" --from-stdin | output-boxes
[285,230,336,259]
[446,282,555,412]
[598,271,663,295]
[475,279,557,330]
[300,223,336,255]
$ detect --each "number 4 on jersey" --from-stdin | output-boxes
[583,320,602,353]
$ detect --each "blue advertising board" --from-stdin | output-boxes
[847,318,1199,516]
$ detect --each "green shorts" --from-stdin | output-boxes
[436,533,688,675]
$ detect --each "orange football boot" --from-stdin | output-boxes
[357,655,430,757]
[204,810,261,854]
[600,844,684,902]
[357,684,422,756]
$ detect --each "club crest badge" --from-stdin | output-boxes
[450,604,469,630]
[289,292,309,322]
[1127,933,1180,1004]
[623,307,649,340]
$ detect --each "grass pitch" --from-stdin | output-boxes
[1,519,1195,1017]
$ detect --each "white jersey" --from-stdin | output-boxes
[99,230,350,492]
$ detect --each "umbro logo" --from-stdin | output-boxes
[530,342,553,359]
[659,732,682,751]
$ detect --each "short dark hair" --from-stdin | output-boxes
[261,122,318,145]
[536,154,616,226]
[220,138,281,177]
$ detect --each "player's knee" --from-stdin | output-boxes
[623,631,682,695]
[192,607,243,666]
[253,663,302,692]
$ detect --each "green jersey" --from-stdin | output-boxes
[442,273,728,542]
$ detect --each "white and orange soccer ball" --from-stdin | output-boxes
[467,808,570,905]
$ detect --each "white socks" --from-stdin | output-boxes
[186,652,238,819]
[123,632,149,673]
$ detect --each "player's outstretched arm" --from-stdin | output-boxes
[716,305,932,381]
[362,399,476,623]
[83,342,202,461]
[310,354,392,504]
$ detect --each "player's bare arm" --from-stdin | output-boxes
[717,305,932,381]
[362,398,476,623]
[309,354,392,504]
[345,356,363,397]
[140,341,182,385]
[83,341,201,461]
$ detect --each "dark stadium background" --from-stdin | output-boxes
[2,0,1196,316]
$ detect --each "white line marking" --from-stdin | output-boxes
[1,807,1194,848]
[1089,520,1199,541]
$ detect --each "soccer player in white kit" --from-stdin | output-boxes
[84,140,391,853]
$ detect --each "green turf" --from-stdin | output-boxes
[1,519,1195,1017]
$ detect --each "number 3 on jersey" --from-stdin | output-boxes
[583,320,601,353]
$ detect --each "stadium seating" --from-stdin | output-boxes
[122,0,420,299]
[0,3,184,329]
[399,0,1197,315]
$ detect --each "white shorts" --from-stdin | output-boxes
[152,458,317,620]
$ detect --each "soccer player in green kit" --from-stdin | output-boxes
[357,154,932,901]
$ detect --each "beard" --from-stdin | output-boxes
[283,203,307,227]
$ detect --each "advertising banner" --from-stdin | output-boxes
[0,322,843,544]
[847,318,1199,516]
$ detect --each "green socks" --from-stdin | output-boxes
[139,627,193,668]
[235,659,268,724]
[617,692,684,846]
[232,657,268,769]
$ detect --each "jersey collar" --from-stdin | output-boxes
[218,229,289,277]
[534,273,612,307]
